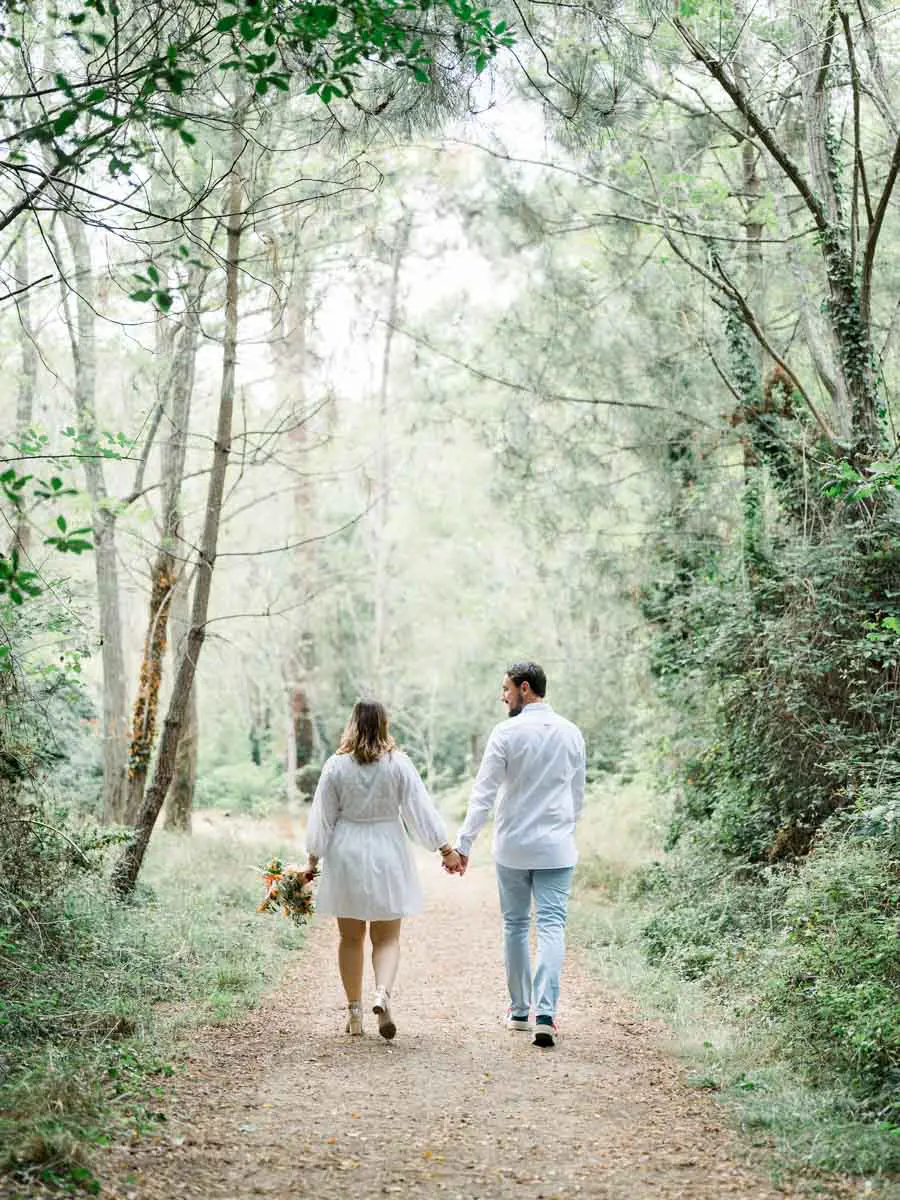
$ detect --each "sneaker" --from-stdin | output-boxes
[345,1002,363,1036]
[505,1006,532,1032]
[372,987,396,1040]
[532,1017,558,1048]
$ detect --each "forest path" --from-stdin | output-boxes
[106,853,833,1200]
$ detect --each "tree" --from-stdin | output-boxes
[126,269,204,823]
[112,98,247,896]
[0,0,512,250]
[56,211,130,823]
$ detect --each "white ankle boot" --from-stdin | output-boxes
[345,1002,363,1036]
[372,987,396,1040]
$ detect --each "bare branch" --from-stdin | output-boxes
[672,16,829,233]
[711,257,839,446]
[840,9,863,269]
[0,272,54,304]
[127,401,166,504]
[216,505,375,558]
[387,321,715,428]
[860,130,900,324]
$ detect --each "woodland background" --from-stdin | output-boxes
[1,0,898,1191]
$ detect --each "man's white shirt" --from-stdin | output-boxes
[457,702,586,869]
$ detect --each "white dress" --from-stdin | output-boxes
[305,750,448,920]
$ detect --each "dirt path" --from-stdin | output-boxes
[103,857,838,1200]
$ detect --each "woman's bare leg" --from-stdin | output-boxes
[337,917,367,1004]
[370,918,402,994]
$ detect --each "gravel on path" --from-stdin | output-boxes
[99,856,851,1200]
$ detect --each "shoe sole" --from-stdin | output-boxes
[506,1020,532,1032]
[533,1029,557,1048]
[373,1002,396,1041]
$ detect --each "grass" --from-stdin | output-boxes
[0,814,306,1195]
[571,775,900,1197]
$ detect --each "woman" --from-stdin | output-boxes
[303,700,461,1039]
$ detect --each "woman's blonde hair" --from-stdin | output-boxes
[337,700,396,764]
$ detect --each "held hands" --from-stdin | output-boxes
[440,848,468,876]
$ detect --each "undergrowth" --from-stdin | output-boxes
[573,776,900,1191]
[0,825,304,1195]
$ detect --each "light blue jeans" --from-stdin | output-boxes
[495,864,575,1020]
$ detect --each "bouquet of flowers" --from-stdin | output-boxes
[256,856,318,926]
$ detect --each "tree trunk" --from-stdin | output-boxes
[371,216,411,697]
[126,281,202,821]
[248,680,269,765]
[674,13,883,458]
[112,114,245,897]
[271,256,316,786]
[284,680,298,807]
[163,562,197,833]
[734,37,765,577]
[12,233,38,555]
[59,213,129,823]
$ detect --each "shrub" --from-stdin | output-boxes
[763,837,900,1120]
[639,850,787,987]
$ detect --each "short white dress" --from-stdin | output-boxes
[305,750,449,920]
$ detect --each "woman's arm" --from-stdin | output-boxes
[397,754,451,857]
[304,759,339,862]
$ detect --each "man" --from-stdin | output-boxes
[451,661,586,1048]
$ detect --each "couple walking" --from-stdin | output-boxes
[303,661,587,1049]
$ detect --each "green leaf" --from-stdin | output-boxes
[52,108,79,136]
[216,13,240,31]
[310,4,338,28]
[56,514,67,532]
[129,289,154,303]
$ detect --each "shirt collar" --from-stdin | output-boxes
[520,702,551,714]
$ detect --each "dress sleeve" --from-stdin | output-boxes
[397,754,448,850]
[305,757,341,858]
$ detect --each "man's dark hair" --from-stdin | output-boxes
[507,661,547,697]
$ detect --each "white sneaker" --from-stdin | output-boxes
[505,1006,532,1032]
[372,987,396,1040]
[345,1002,363,1036]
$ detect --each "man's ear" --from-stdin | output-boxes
[520,681,530,697]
